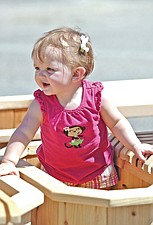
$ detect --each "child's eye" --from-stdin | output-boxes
[47,67,55,73]
[35,67,40,71]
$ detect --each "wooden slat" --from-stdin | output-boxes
[0,109,28,129]
[110,132,153,190]
[0,110,14,129]
[0,201,7,225]
[108,204,153,225]
[144,155,153,174]
[103,79,153,117]
[14,108,27,127]
[136,131,153,144]
[0,95,33,110]
[0,179,17,197]
[118,105,153,117]
[0,128,41,146]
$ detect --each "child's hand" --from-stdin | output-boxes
[132,143,153,163]
[0,162,19,177]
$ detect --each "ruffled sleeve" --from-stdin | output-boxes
[34,89,46,112]
[92,82,104,112]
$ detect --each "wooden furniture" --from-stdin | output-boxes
[0,131,152,225]
[15,132,153,225]
[0,79,153,225]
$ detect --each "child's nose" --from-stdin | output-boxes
[38,70,48,77]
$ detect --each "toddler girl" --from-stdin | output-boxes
[0,27,153,189]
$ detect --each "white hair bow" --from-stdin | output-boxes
[80,35,89,53]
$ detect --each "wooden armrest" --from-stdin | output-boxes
[0,175,44,224]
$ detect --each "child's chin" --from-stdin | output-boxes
[43,90,54,96]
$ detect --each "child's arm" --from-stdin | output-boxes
[100,92,153,162]
[0,99,42,176]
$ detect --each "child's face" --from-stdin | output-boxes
[33,46,73,96]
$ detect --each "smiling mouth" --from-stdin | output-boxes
[43,82,50,87]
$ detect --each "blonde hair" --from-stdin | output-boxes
[31,27,94,77]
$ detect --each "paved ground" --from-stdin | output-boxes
[0,0,153,131]
[0,0,153,96]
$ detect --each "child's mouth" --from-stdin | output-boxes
[43,82,50,87]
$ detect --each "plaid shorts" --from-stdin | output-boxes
[64,164,118,189]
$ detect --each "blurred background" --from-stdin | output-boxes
[0,0,153,131]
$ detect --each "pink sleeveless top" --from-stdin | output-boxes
[34,80,113,184]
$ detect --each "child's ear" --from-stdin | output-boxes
[72,67,86,82]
